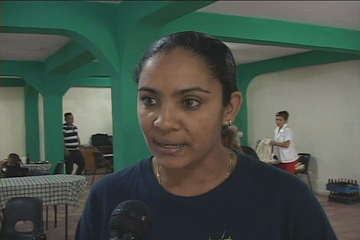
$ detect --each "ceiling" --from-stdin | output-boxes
[0,1,359,66]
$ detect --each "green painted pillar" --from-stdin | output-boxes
[111,36,156,169]
[24,83,40,161]
[42,94,64,169]
[41,72,70,170]
[236,68,256,147]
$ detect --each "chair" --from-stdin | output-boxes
[296,153,312,190]
[83,147,113,185]
[0,197,47,240]
[53,161,65,174]
[94,151,113,171]
[92,151,113,183]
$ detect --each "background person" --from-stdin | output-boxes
[63,112,85,175]
[270,110,299,174]
[77,31,336,240]
[3,153,28,177]
[6,153,22,167]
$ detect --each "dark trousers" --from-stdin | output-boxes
[65,150,85,175]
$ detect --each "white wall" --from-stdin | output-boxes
[40,87,113,160]
[0,87,112,161]
[247,60,360,194]
[0,87,26,160]
[62,87,113,146]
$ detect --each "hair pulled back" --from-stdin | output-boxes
[134,31,238,106]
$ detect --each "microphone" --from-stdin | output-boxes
[109,200,153,240]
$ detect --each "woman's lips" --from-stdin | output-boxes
[154,139,186,155]
[160,143,184,148]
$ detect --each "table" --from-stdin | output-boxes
[0,174,87,240]
[22,162,52,171]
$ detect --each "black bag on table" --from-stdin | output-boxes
[91,133,112,146]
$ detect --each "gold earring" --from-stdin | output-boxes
[228,120,232,126]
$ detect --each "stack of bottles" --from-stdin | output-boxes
[326,178,360,204]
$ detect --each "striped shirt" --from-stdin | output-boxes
[63,124,80,151]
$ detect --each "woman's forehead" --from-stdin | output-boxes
[143,48,204,70]
[139,49,214,85]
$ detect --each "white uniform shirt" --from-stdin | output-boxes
[273,124,298,163]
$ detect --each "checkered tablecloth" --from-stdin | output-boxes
[22,163,52,171]
[0,174,87,209]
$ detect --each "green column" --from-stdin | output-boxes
[236,69,255,147]
[42,94,64,169]
[41,72,70,171]
[24,83,40,161]
[110,24,176,169]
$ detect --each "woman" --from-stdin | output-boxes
[7,153,22,167]
[270,111,299,174]
[1,153,21,174]
[78,32,336,240]
[3,153,28,178]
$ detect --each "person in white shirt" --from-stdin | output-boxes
[270,111,298,174]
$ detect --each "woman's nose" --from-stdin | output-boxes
[153,106,180,131]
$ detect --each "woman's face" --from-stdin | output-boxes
[275,116,287,128]
[137,48,237,170]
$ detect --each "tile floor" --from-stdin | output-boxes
[318,195,360,240]
[6,172,360,240]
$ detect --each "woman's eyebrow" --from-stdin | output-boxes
[176,87,211,95]
[138,86,211,96]
[138,87,158,94]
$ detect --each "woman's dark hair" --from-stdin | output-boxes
[276,111,289,120]
[134,31,238,106]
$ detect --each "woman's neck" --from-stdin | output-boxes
[153,147,238,197]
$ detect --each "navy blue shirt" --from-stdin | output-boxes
[78,152,336,240]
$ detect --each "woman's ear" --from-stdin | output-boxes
[223,91,243,125]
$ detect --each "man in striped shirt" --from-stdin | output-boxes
[63,112,85,175]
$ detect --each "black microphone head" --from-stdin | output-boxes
[110,200,152,240]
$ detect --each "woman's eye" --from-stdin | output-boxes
[183,99,200,108]
[142,97,157,107]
